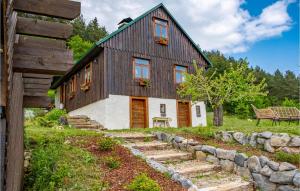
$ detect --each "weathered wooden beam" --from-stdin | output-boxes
[24,83,51,90]
[14,0,81,20]
[23,96,51,108]
[23,78,52,85]
[24,90,48,97]
[13,54,73,75]
[22,73,53,79]
[16,17,72,39]
[16,35,66,49]
[6,73,24,191]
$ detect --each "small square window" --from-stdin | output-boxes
[196,105,201,117]
[174,65,187,84]
[160,104,166,117]
[134,58,150,79]
[154,18,168,45]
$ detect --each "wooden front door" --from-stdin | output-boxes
[177,101,191,127]
[130,97,148,128]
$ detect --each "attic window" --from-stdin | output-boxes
[154,18,168,45]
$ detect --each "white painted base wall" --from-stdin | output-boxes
[58,94,207,130]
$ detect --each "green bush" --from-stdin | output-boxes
[35,117,56,128]
[282,98,300,108]
[45,109,67,121]
[126,173,161,191]
[275,151,300,164]
[98,137,117,151]
[103,156,120,169]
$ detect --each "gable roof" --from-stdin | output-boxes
[51,3,212,89]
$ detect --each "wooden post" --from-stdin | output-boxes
[0,115,6,191]
[5,73,24,191]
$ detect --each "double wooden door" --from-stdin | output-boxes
[177,101,191,127]
[130,97,148,128]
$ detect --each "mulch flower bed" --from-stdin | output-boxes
[71,136,186,191]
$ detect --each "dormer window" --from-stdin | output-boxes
[154,18,168,45]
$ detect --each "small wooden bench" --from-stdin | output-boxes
[251,104,278,125]
[269,107,300,124]
[152,117,171,127]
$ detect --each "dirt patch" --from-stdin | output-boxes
[71,137,186,191]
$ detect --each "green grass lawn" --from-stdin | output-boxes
[24,123,106,191]
[108,113,300,136]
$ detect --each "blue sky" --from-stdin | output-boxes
[79,0,299,74]
[234,0,299,73]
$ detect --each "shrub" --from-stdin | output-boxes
[275,151,300,165]
[282,98,300,108]
[35,117,56,128]
[45,109,67,121]
[103,156,121,169]
[126,173,161,191]
[98,137,117,151]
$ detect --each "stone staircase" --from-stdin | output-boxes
[109,132,254,191]
[67,115,105,130]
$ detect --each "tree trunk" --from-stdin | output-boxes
[213,105,223,126]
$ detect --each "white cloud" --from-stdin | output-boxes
[78,0,295,54]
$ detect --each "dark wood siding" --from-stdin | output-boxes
[64,51,108,111]
[103,7,207,99]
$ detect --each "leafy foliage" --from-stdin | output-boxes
[98,137,117,151]
[67,35,93,61]
[275,151,300,164]
[126,173,161,191]
[103,156,121,169]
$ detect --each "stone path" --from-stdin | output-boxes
[107,132,254,191]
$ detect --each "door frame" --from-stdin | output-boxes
[130,96,149,128]
[176,100,191,127]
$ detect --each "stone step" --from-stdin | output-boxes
[67,115,89,119]
[166,160,221,176]
[143,149,193,162]
[126,141,172,151]
[191,171,253,191]
[68,122,92,126]
[72,124,100,129]
[107,132,156,141]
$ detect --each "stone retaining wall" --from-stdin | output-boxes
[215,131,300,154]
[154,132,300,191]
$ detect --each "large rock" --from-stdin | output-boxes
[278,162,296,171]
[267,161,279,171]
[260,165,273,177]
[193,145,203,151]
[269,170,297,184]
[249,133,258,147]
[206,155,219,164]
[154,132,163,140]
[289,136,300,147]
[277,185,299,191]
[233,132,248,145]
[259,156,270,167]
[235,166,251,180]
[247,156,262,173]
[270,133,291,147]
[201,145,216,155]
[174,136,185,143]
[220,159,235,172]
[292,172,300,187]
[280,147,300,154]
[257,138,266,144]
[264,140,275,153]
[221,131,233,142]
[259,131,273,139]
[234,153,248,167]
[216,148,236,161]
[161,132,168,142]
[195,151,206,161]
[252,173,277,191]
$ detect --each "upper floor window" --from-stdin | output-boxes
[85,62,92,85]
[134,58,150,79]
[154,18,168,45]
[174,65,187,84]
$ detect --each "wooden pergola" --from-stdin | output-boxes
[0,0,81,190]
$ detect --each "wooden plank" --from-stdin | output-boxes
[0,118,6,190]
[14,0,81,20]
[23,73,53,79]
[16,17,73,39]
[6,73,24,191]
[17,35,66,49]
[23,78,52,85]
[24,83,51,89]
[24,90,48,97]
[23,96,51,108]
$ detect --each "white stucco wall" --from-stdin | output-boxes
[191,101,207,127]
[68,94,207,130]
[68,95,130,130]
[148,98,177,128]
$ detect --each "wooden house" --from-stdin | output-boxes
[51,3,211,130]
